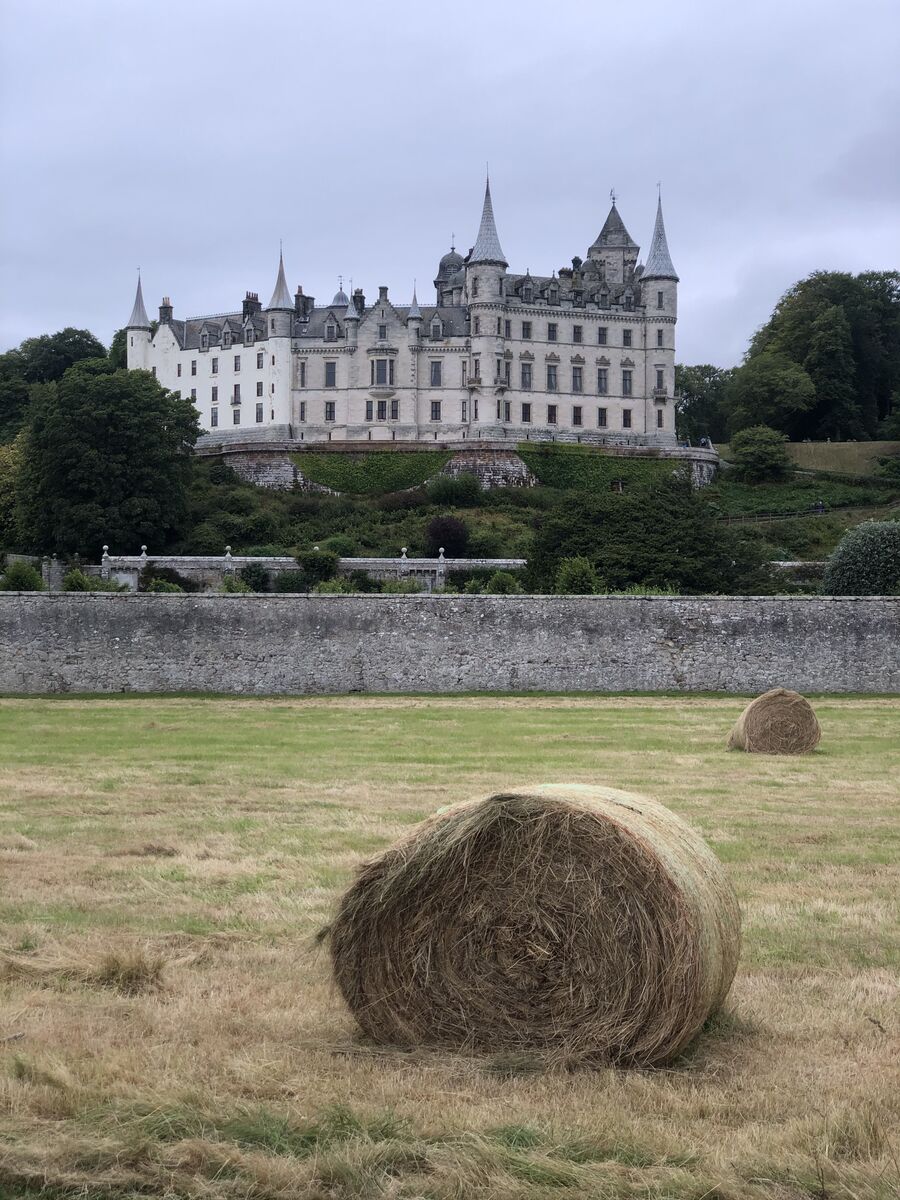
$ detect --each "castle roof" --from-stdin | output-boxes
[590,203,638,251]
[469,176,507,266]
[407,286,422,320]
[642,196,678,280]
[267,249,293,310]
[126,275,150,329]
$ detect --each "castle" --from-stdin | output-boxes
[125,179,679,447]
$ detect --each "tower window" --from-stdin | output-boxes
[474,316,481,334]
[211,386,218,403]
[256,381,263,396]
[656,369,665,390]
[472,276,479,297]
[233,383,241,402]
[233,407,240,425]
[573,325,583,344]
[211,407,218,427]
[504,319,511,338]
[176,363,181,377]
[657,328,664,347]
[657,408,664,429]
[379,323,388,340]
[598,327,607,345]
[657,290,664,309]
[257,351,265,368]
[299,361,306,387]
[211,357,218,374]
[234,355,241,371]
[256,403,263,423]
[431,319,442,340]
[496,317,502,335]
[191,360,197,376]
[572,366,583,393]
[324,361,336,387]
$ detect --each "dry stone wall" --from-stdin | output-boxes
[0,594,897,695]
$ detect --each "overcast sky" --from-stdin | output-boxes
[1,0,898,366]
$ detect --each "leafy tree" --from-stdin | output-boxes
[0,561,43,591]
[728,425,791,482]
[555,556,601,594]
[674,364,734,443]
[726,352,816,438]
[425,515,469,557]
[0,439,22,548]
[0,361,30,444]
[295,547,339,584]
[803,305,860,439]
[16,328,107,384]
[484,570,524,594]
[823,521,900,595]
[528,473,767,595]
[108,328,128,370]
[16,368,198,557]
[238,562,271,592]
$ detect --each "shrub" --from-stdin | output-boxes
[728,425,791,483]
[138,563,198,593]
[555,557,601,595]
[381,578,423,593]
[313,578,353,593]
[295,548,339,585]
[347,569,380,593]
[320,534,357,557]
[425,515,469,557]
[376,488,429,511]
[145,578,184,593]
[484,570,524,594]
[220,574,252,593]
[271,569,308,593]
[238,562,270,592]
[463,579,483,594]
[0,561,43,591]
[62,569,125,592]
[823,520,900,595]
[426,472,483,507]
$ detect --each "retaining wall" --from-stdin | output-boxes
[0,594,897,695]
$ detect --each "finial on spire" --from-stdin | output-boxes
[610,187,616,206]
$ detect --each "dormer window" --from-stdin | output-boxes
[523,284,533,302]
[245,327,254,345]
[200,333,209,351]
[599,290,609,309]
[548,285,559,305]
[325,321,337,342]
[431,319,442,340]
[624,289,634,312]
[223,331,232,348]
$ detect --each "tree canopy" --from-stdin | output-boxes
[674,364,734,444]
[16,367,199,557]
[0,327,111,444]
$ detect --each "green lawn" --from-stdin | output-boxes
[0,696,898,1198]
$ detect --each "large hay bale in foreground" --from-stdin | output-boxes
[727,688,821,754]
[325,785,741,1066]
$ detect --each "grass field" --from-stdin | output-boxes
[716,441,900,477]
[0,696,898,1199]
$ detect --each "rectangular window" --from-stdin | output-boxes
[176,363,182,377]
[190,388,196,400]
[211,407,218,427]
[234,354,241,370]
[547,322,558,342]
[377,400,387,420]
[496,317,502,335]
[462,399,468,421]
[461,361,467,386]
[255,402,263,423]
[365,400,374,420]
[191,360,197,376]
[211,357,218,374]
[522,321,532,340]
[324,401,336,422]
[390,399,399,420]
[572,366,583,393]
[521,362,532,389]
[622,329,632,348]
[547,403,557,424]
[473,357,480,379]
[257,351,264,368]
[474,316,481,334]
[656,369,665,390]
[211,386,218,403]
[495,357,503,381]
[299,361,306,387]
[573,405,583,427]
[374,359,387,385]
[657,328,664,347]
[271,355,275,366]
[430,360,442,386]
[378,323,387,340]
[430,400,442,421]
[299,400,306,422]
[622,369,632,396]
[657,290,664,309]
[598,407,607,428]
[233,407,240,425]
[233,383,241,402]
[504,401,511,422]
[657,408,664,429]
[546,364,558,391]
[597,368,608,394]
[505,360,511,385]
[256,381,263,396]
[623,409,632,429]
[598,327,607,345]
[325,361,336,387]
[521,402,532,423]
[504,319,511,338]
[573,325,583,344]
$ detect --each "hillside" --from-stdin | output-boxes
[716,439,900,476]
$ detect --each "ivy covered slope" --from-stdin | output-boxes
[291,450,452,495]
[517,444,675,490]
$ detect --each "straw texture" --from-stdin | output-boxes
[727,688,821,754]
[325,784,741,1066]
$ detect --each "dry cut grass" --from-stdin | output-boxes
[0,694,898,1199]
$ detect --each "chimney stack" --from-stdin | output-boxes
[158,296,173,324]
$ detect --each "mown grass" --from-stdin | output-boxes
[0,695,898,1198]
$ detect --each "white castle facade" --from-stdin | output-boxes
[125,180,679,447]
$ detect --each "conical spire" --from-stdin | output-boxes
[469,175,507,266]
[407,285,422,320]
[267,248,293,309]
[643,195,678,280]
[591,201,638,251]
[126,273,150,329]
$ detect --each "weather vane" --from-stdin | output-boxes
[610,188,616,206]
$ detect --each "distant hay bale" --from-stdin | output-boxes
[324,785,741,1067]
[727,688,821,754]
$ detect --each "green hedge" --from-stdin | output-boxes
[291,451,452,495]
[517,444,677,491]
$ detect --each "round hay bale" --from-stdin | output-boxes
[727,688,821,754]
[325,785,741,1066]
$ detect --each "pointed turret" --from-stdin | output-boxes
[643,196,678,281]
[267,248,293,310]
[469,176,507,266]
[126,274,150,329]
[407,286,422,321]
[590,202,638,252]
